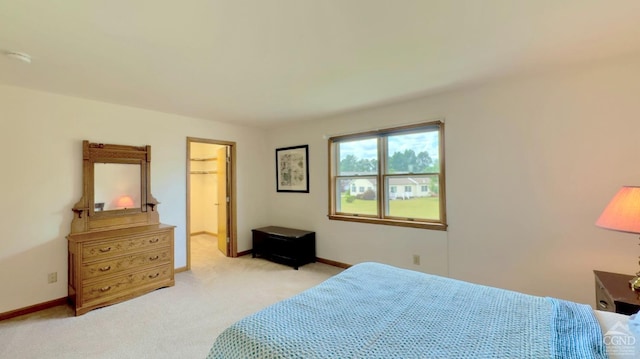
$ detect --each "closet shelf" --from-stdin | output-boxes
[190,157,217,161]
[191,170,217,174]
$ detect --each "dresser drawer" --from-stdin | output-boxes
[82,232,171,261]
[68,224,175,315]
[82,264,173,302]
[82,248,172,280]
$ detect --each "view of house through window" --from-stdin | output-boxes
[329,121,446,230]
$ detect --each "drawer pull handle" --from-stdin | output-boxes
[99,247,111,253]
[149,238,159,244]
[148,273,160,279]
[149,255,160,261]
[99,266,111,272]
[100,286,111,292]
[598,300,609,309]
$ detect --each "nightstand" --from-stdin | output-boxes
[594,270,640,315]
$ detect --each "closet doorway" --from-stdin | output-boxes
[186,137,237,270]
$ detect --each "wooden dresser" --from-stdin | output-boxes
[68,140,175,315]
[68,224,174,316]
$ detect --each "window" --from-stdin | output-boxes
[328,121,446,230]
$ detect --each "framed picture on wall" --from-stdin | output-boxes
[276,144,309,193]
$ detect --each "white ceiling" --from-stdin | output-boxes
[1,1,640,128]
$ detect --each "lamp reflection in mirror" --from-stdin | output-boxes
[116,195,135,209]
[596,186,640,291]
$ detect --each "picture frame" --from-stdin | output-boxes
[276,144,309,193]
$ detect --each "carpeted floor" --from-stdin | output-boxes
[0,234,343,359]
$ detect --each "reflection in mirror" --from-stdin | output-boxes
[94,163,141,211]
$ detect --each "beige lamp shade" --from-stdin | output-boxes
[116,195,135,209]
[596,186,640,234]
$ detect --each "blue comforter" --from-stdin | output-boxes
[207,262,607,358]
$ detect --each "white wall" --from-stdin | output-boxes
[0,85,268,313]
[266,53,640,305]
[3,53,640,314]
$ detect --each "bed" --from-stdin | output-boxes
[207,262,635,358]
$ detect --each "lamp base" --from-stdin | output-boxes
[630,276,640,291]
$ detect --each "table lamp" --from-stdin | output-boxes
[116,195,135,209]
[596,186,640,291]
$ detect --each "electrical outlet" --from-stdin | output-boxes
[412,254,420,265]
[48,272,57,284]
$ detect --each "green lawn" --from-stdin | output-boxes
[339,196,440,220]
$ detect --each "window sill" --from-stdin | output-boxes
[328,214,447,231]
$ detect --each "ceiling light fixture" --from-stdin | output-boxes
[4,51,32,64]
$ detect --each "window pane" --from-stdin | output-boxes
[337,138,378,175]
[335,177,378,216]
[329,121,446,230]
[385,175,440,220]
[387,131,439,174]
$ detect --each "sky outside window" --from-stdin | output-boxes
[339,132,438,162]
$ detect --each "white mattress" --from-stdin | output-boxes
[594,310,639,358]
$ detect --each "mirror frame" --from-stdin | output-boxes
[71,140,159,233]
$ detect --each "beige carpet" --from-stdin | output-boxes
[0,234,343,359]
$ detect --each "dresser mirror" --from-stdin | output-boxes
[71,140,159,233]
[94,163,142,211]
